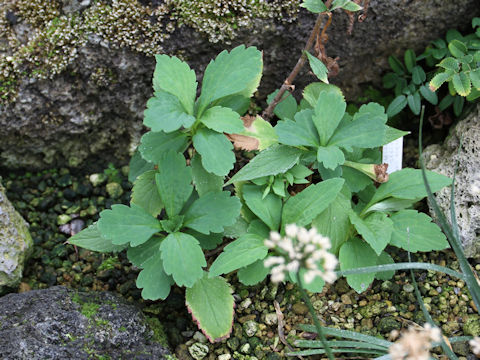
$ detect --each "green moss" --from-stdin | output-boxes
[81,302,100,319]
[0,0,300,104]
[145,316,170,348]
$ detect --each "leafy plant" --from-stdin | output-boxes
[383,18,480,118]
[68,0,453,344]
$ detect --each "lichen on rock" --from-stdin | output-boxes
[0,179,32,291]
[424,103,480,259]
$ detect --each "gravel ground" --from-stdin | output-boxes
[1,165,479,359]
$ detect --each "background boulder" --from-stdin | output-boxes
[424,104,480,259]
[0,179,32,291]
[0,286,172,359]
[0,0,479,170]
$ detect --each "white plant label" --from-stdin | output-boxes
[382,137,403,174]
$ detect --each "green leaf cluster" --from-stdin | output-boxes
[69,42,454,343]
[384,19,480,118]
[300,0,362,13]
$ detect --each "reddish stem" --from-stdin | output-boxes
[262,0,333,120]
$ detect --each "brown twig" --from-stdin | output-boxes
[262,0,333,120]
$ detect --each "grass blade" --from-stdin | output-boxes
[335,262,465,281]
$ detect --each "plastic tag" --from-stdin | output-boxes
[382,137,403,174]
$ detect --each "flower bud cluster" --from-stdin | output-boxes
[264,224,337,285]
[389,323,442,360]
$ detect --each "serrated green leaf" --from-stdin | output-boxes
[238,259,270,286]
[312,90,346,145]
[386,95,407,117]
[429,71,453,91]
[300,0,328,13]
[448,39,468,58]
[364,198,416,214]
[223,217,249,239]
[193,128,235,176]
[439,93,454,111]
[316,146,345,169]
[452,72,472,96]
[407,92,421,115]
[209,234,268,277]
[339,238,377,293]
[136,252,174,300]
[312,191,351,254]
[469,68,480,89]
[382,126,410,146]
[236,115,279,151]
[242,184,282,230]
[139,131,189,165]
[226,145,302,185]
[467,87,480,101]
[69,223,127,253]
[198,45,262,115]
[382,72,399,89]
[354,102,388,124]
[437,57,460,71]
[349,212,393,255]
[247,219,270,238]
[419,85,438,105]
[275,111,319,147]
[446,29,463,43]
[342,166,372,193]
[98,204,161,247]
[453,95,465,116]
[182,230,222,251]
[339,1,362,11]
[328,114,386,151]
[411,66,426,85]
[282,178,344,227]
[267,90,298,121]
[199,106,244,133]
[375,252,395,281]
[144,93,195,133]
[186,273,234,342]
[388,55,406,75]
[131,170,163,217]
[331,0,361,11]
[153,54,197,115]
[303,82,344,107]
[127,236,162,267]
[184,191,241,234]
[155,151,193,218]
[160,232,206,287]
[390,210,449,252]
[191,154,223,196]
[404,49,416,73]
[369,168,451,205]
[128,150,154,183]
[305,51,329,83]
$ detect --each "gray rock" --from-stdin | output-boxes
[0,180,32,291]
[188,342,209,360]
[61,0,91,14]
[0,286,172,359]
[424,104,480,258]
[1,1,479,170]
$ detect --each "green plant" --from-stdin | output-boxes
[383,18,480,118]
[69,0,452,344]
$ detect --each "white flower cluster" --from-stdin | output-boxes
[264,224,337,285]
[470,336,480,356]
[389,323,442,360]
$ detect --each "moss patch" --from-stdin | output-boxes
[0,0,300,104]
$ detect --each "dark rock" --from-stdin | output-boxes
[0,286,172,359]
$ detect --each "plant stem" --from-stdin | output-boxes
[295,271,335,360]
[263,0,333,120]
